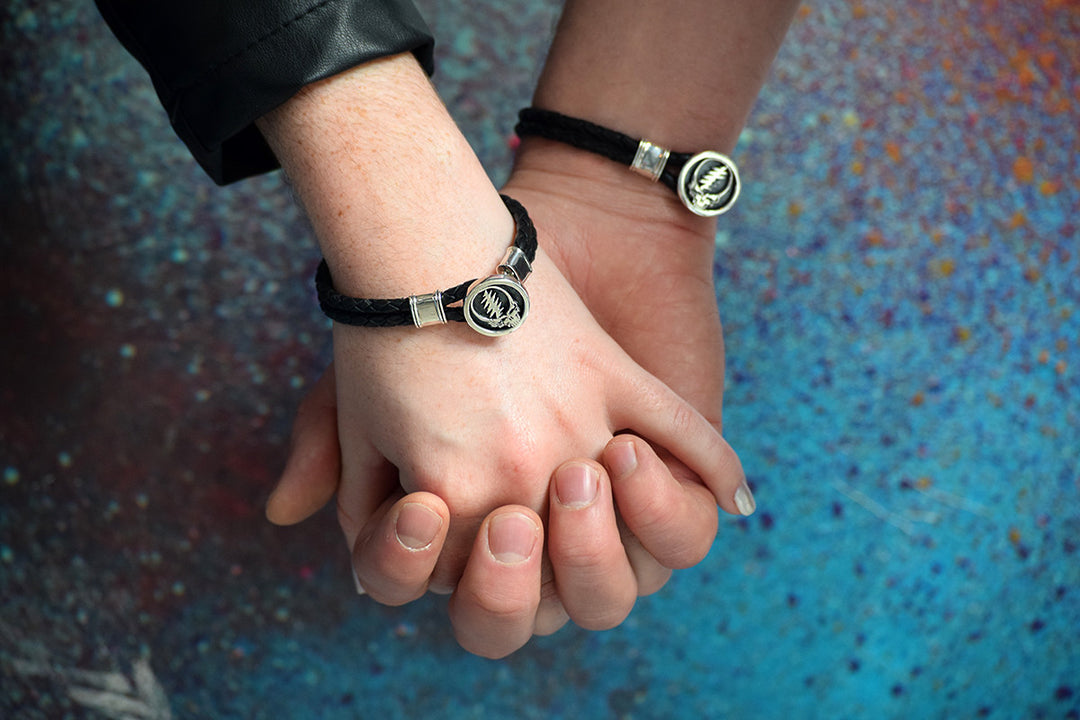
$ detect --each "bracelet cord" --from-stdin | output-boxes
[514,107,694,193]
[315,194,537,327]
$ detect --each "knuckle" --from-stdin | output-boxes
[460,585,533,624]
[669,399,700,438]
[548,533,613,571]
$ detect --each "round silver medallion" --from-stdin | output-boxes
[463,275,530,337]
[676,151,740,217]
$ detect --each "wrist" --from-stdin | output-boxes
[511,138,719,243]
[257,54,511,297]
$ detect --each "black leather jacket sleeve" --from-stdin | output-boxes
[95,0,435,185]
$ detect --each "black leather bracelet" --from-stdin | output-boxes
[515,107,740,217]
[315,194,537,337]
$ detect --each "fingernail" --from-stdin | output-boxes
[734,482,757,516]
[606,439,638,480]
[487,512,539,565]
[395,502,443,550]
[351,564,367,596]
[555,463,599,508]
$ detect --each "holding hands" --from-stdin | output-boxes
[258,0,801,657]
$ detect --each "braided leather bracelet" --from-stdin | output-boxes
[515,107,740,217]
[315,194,537,337]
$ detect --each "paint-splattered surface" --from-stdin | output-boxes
[2,0,1077,717]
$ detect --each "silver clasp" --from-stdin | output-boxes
[631,139,671,182]
[409,290,447,328]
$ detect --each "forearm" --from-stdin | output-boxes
[255,53,510,297]
[533,0,801,153]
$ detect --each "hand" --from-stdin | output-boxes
[505,138,727,426]
[258,54,750,658]
[270,364,741,658]
[269,249,745,656]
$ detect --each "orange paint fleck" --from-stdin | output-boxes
[865,229,885,247]
[852,3,867,19]
[1009,211,1028,229]
[1024,266,1042,283]
[954,326,972,343]
[910,392,925,407]
[931,258,956,278]
[942,57,954,72]
[1046,95,1072,116]
[1013,156,1035,183]
[798,5,812,19]
[788,201,803,217]
[1038,349,1050,364]
[885,141,902,163]
[1008,527,1022,544]
[916,477,932,489]
[931,229,944,245]
[1055,360,1067,375]
[851,160,865,175]
[1039,179,1060,196]
[1017,64,1037,89]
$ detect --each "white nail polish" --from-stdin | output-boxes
[351,564,366,595]
[734,483,756,516]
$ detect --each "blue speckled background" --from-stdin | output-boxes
[2,1,1078,718]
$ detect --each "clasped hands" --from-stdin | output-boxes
[262,136,752,658]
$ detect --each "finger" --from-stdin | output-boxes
[266,366,341,525]
[618,525,673,597]
[548,461,637,631]
[533,565,571,636]
[336,443,400,549]
[448,507,543,659]
[350,491,450,606]
[604,435,719,569]
[610,374,754,517]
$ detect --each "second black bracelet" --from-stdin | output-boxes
[315,194,537,337]
[515,107,741,217]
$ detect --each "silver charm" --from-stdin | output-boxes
[676,151,740,217]
[464,274,530,336]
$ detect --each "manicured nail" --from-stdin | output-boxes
[734,482,757,516]
[606,439,638,480]
[395,502,443,550]
[487,512,539,565]
[555,463,599,508]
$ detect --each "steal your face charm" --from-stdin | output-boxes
[677,151,741,217]
[463,274,530,336]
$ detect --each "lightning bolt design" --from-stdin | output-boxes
[481,289,503,318]
[694,164,729,195]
